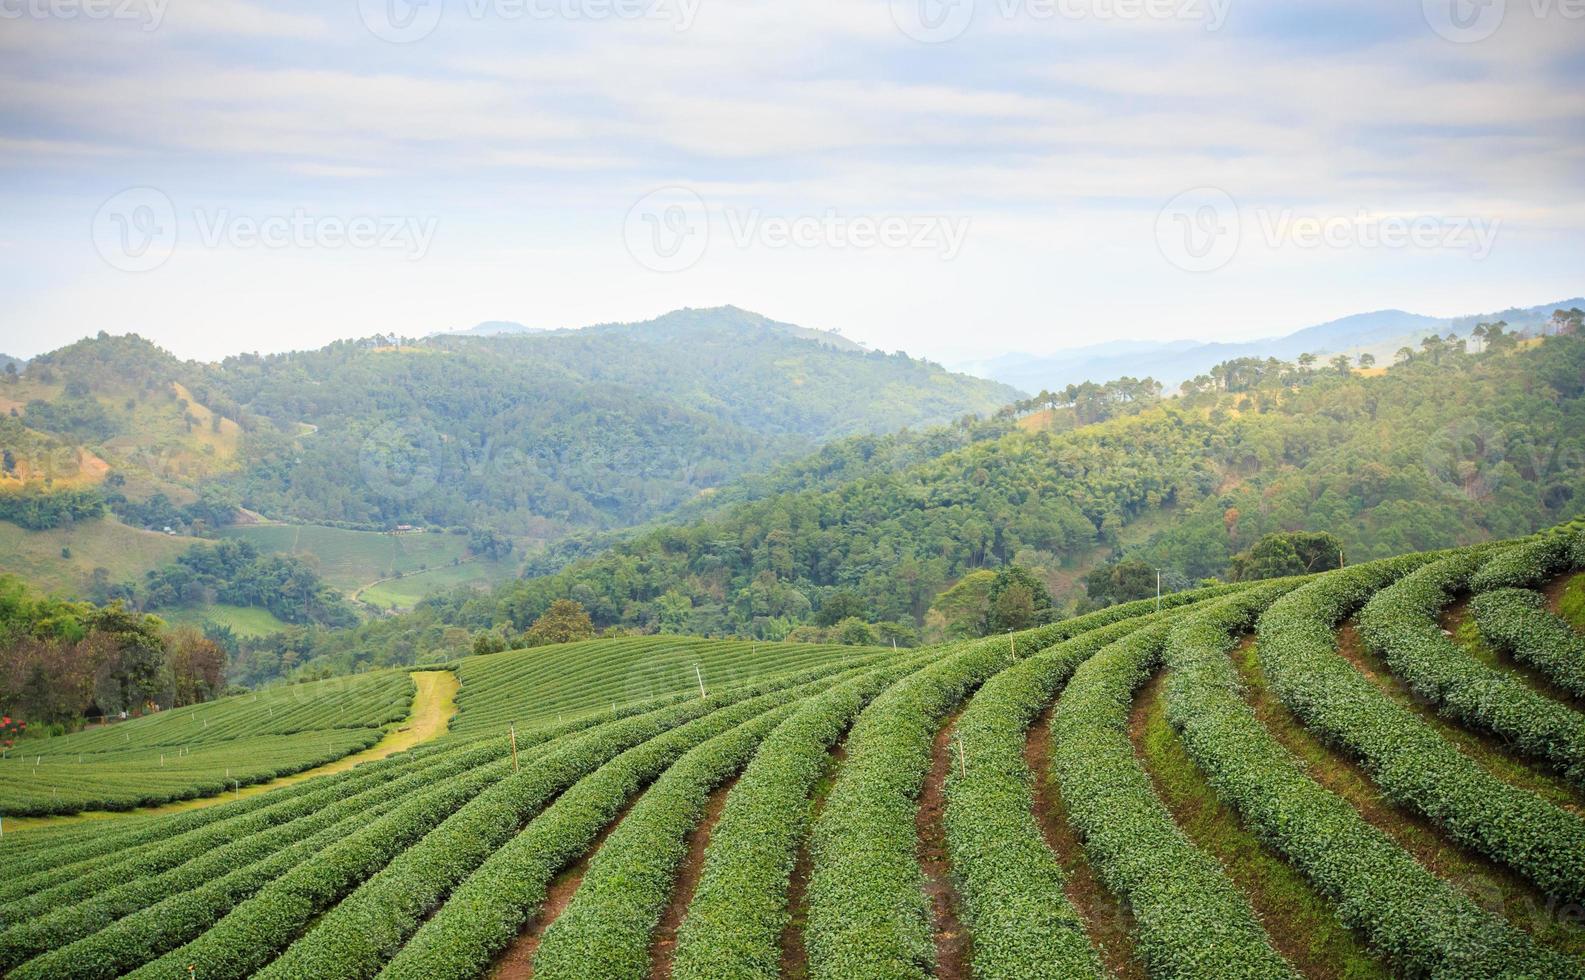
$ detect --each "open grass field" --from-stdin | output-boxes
[220,524,518,601]
[0,517,189,596]
[159,602,294,638]
[1,526,1583,978]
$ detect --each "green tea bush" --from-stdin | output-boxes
[1165,584,1575,977]
[1357,551,1585,782]
[1259,558,1585,902]
[1050,617,1295,978]
[1470,588,1585,700]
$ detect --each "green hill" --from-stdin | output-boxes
[495,333,1585,638]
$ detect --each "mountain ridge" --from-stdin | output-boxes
[960,297,1584,392]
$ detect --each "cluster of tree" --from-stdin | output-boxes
[1002,377,1164,426]
[0,575,226,728]
[0,486,104,530]
[1228,531,1345,581]
[106,484,239,534]
[138,539,358,628]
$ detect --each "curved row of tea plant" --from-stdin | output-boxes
[1357,550,1585,782]
[1050,614,1295,977]
[663,654,935,980]
[942,611,1175,980]
[10,777,431,978]
[802,635,1016,980]
[31,671,415,756]
[452,636,884,734]
[0,737,504,962]
[1258,556,1585,902]
[1468,528,1584,592]
[256,665,856,980]
[1471,588,1585,700]
[799,582,1251,980]
[373,673,861,980]
[2,670,421,816]
[1163,582,1576,977]
[529,702,804,978]
[0,745,449,908]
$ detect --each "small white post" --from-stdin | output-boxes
[694,664,707,699]
[1155,569,1162,613]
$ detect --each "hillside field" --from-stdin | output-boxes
[219,524,518,603]
[0,527,1583,978]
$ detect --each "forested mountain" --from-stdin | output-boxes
[1,308,1015,544]
[487,331,1585,641]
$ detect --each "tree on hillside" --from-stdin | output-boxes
[815,590,868,627]
[985,564,1054,632]
[1083,559,1158,607]
[164,627,226,707]
[523,599,595,647]
[1229,531,1344,581]
[1357,353,1375,370]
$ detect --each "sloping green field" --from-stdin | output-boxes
[1,526,1583,978]
[0,672,414,816]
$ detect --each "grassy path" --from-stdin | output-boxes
[1,670,459,834]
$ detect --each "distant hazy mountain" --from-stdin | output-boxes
[441,320,546,337]
[964,298,1584,393]
[435,308,866,352]
[0,353,24,373]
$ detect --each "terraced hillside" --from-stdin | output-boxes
[0,671,418,817]
[2,527,1584,978]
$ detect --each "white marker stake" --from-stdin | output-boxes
[694,664,707,699]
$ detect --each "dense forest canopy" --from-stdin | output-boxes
[2,308,1016,542]
[484,332,1585,641]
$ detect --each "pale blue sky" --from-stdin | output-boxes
[1,0,1581,362]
